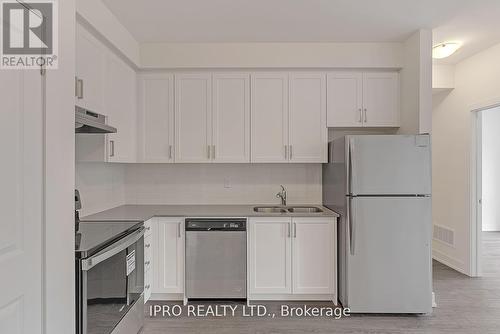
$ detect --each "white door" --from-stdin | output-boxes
[292,218,334,294]
[362,72,399,127]
[289,73,327,163]
[349,135,432,195]
[105,53,137,162]
[347,197,432,313]
[175,74,212,163]
[251,73,289,163]
[249,218,292,294]
[75,24,105,112]
[212,73,250,163]
[0,71,43,332]
[154,218,184,294]
[327,72,363,127]
[139,74,174,162]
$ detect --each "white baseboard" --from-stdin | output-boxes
[433,249,467,275]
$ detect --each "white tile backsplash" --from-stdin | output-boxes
[75,162,126,216]
[125,163,322,205]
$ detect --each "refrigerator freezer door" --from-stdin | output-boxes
[347,196,432,313]
[349,135,431,195]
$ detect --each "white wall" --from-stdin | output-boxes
[125,164,322,205]
[140,42,403,69]
[433,42,500,275]
[76,163,126,216]
[481,106,500,231]
[76,0,140,67]
[399,29,433,135]
[45,0,76,332]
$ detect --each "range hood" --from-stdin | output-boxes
[75,106,117,134]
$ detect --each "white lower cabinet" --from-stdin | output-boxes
[249,217,336,299]
[249,217,292,294]
[153,217,185,295]
[292,218,335,294]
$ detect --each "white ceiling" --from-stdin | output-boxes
[102,0,500,64]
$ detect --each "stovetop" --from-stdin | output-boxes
[75,221,143,259]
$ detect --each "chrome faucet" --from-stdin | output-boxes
[276,185,287,206]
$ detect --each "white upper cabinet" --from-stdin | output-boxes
[174,73,212,163]
[105,53,138,162]
[326,72,363,127]
[75,23,137,163]
[139,74,174,163]
[212,73,250,163]
[251,73,289,163]
[327,71,399,128]
[289,73,327,163]
[362,72,400,127]
[75,25,105,112]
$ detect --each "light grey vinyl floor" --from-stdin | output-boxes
[142,234,500,334]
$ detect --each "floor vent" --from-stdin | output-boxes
[433,224,455,247]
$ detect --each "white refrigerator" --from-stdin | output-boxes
[323,135,432,313]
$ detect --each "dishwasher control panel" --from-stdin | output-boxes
[185,218,246,231]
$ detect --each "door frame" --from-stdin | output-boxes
[469,100,500,277]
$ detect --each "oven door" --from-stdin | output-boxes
[77,227,145,334]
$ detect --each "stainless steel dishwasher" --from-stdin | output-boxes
[185,218,247,300]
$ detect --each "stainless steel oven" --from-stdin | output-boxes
[76,222,145,334]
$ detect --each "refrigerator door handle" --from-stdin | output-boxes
[349,197,356,255]
[348,138,355,195]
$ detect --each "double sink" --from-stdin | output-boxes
[253,206,324,214]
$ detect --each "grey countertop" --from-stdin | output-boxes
[81,204,339,222]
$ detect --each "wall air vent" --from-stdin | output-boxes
[433,224,455,247]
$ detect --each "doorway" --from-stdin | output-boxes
[472,105,500,277]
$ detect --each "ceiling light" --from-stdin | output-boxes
[432,42,461,59]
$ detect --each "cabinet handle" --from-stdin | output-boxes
[293,222,297,238]
[287,223,291,238]
[289,145,293,160]
[284,145,288,159]
[212,145,216,160]
[169,145,173,159]
[178,222,181,238]
[109,140,115,157]
[364,108,367,123]
[75,77,84,99]
[358,108,362,123]
[145,243,151,248]
[207,145,211,159]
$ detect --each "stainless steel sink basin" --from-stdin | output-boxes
[286,206,324,213]
[253,206,288,213]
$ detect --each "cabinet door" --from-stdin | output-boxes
[212,73,250,163]
[292,218,334,294]
[139,74,174,162]
[105,53,137,162]
[289,73,327,163]
[75,24,105,112]
[249,218,292,294]
[154,218,184,294]
[326,72,363,127]
[251,73,289,163]
[362,72,400,127]
[175,74,212,163]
